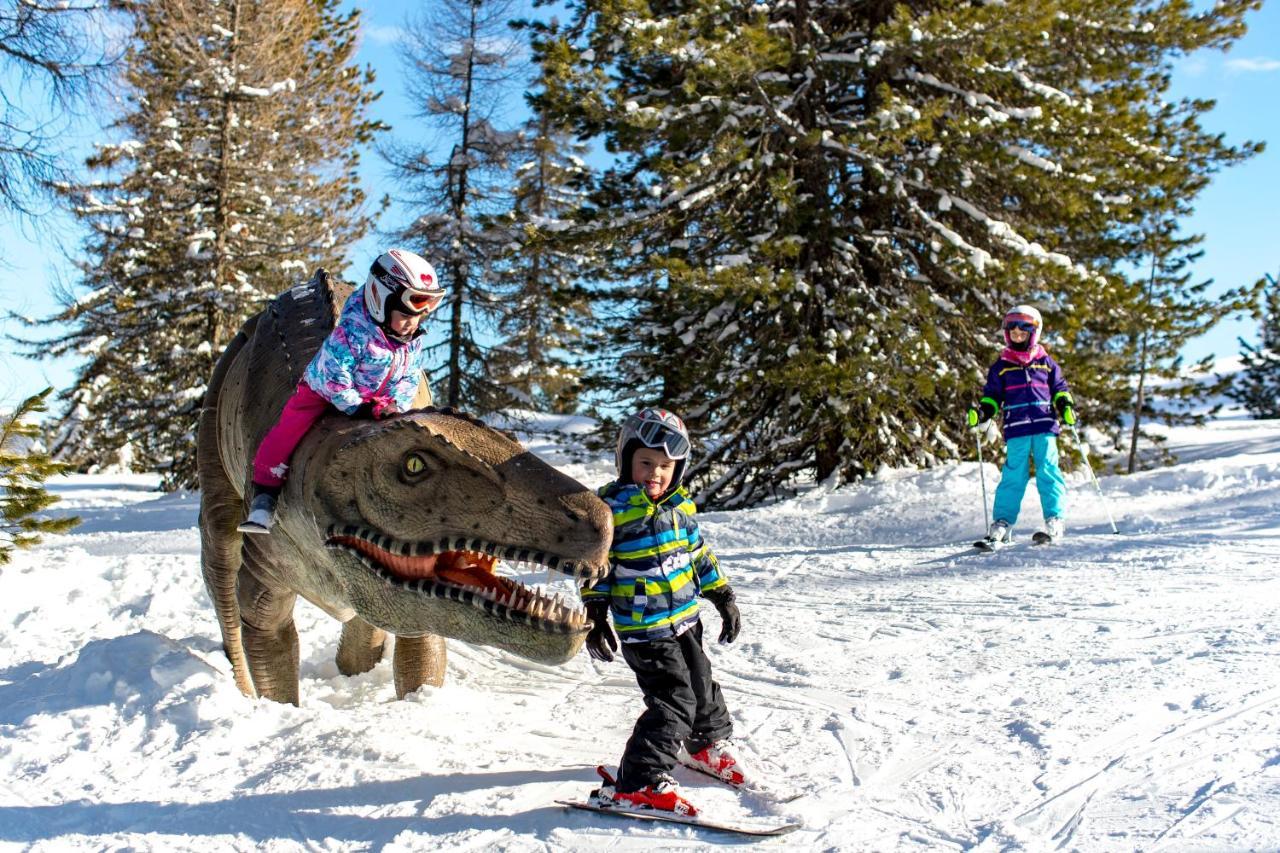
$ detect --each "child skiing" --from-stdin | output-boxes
[239,248,445,532]
[582,408,743,817]
[967,304,1077,547]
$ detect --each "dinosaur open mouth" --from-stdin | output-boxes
[324,526,589,633]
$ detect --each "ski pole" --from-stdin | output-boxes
[975,427,990,534]
[1068,422,1119,534]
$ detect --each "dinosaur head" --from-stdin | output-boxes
[287,408,611,664]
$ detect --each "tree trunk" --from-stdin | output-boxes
[210,0,243,357]
[1127,254,1157,474]
[444,2,480,408]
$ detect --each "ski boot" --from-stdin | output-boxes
[975,520,1012,551]
[590,766,697,816]
[1033,517,1065,545]
[678,738,746,787]
[237,488,279,534]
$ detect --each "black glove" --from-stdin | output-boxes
[703,586,740,644]
[584,599,618,662]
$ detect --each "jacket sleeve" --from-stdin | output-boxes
[580,574,614,603]
[1049,356,1071,396]
[980,361,1003,411]
[580,483,619,603]
[387,341,429,411]
[683,501,727,594]
[305,328,365,415]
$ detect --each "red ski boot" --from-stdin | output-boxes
[590,766,698,816]
[679,739,746,786]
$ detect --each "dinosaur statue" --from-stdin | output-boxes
[198,269,611,704]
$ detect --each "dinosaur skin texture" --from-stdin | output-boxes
[198,270,612,704]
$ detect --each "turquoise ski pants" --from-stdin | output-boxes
[992,433,1066,526]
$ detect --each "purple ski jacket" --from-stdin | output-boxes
[980,349,1071,440]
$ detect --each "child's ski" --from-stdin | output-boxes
[1031,531,1055,545]
[555,799,801,837]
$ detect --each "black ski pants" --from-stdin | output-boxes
[616,619,733,792]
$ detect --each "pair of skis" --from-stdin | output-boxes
[973,530,1058,551]
[556,763,804,837]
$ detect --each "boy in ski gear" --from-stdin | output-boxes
[584,408,744,814]
[240,249,444,532]
[966,305,1075,544]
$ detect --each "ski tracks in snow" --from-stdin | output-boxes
[6,424,1280,850]
[705,487,1280,850]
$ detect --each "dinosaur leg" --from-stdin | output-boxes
[392,634,447,698]
[336,617,387,676]
[236,562,300,705]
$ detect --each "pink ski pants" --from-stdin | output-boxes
[251,381,334,488]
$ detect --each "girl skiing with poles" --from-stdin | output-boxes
[966,304,1076,548]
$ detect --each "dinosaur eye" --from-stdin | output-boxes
[404,453,428,476]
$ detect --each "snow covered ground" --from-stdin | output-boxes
[2,413,1279,851]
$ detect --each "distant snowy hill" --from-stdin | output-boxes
[1,414,1278,850]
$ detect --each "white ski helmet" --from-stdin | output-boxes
[615,408,692,489]
[1003,303,1043,349]
[363,248,445,326]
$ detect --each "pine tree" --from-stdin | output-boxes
[1230,273,1280,420]
[486,110,596,413]
[0,0,123,222]
[384,0,526,411]
[1120,212,1257,472]
[534,0,1261,508]
[1,388,79,566]
[14,0,382,488]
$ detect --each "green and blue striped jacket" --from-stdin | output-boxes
[581,482,728,643]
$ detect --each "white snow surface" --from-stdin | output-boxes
[2,416,1279,850]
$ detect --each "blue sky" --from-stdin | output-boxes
[1,1,1276,407]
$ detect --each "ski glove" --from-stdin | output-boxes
[966,400,997,429]
[584,599,618,662]
[702,586,740,644]
[354,398,399,419]
[1053,393,1076,426]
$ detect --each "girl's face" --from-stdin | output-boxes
[631,446,677,500]
[1008,327,1030,344]
[387,309,423,337]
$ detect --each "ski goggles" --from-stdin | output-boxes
[632,419,691,460]
[1003,320,1038,333]
[399,287,446,315]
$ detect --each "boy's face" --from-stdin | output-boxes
[631,446,677,500]
[387,309,424,337]
[1008,327,1031,344]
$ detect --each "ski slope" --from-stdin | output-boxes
[1,414,1278,850]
